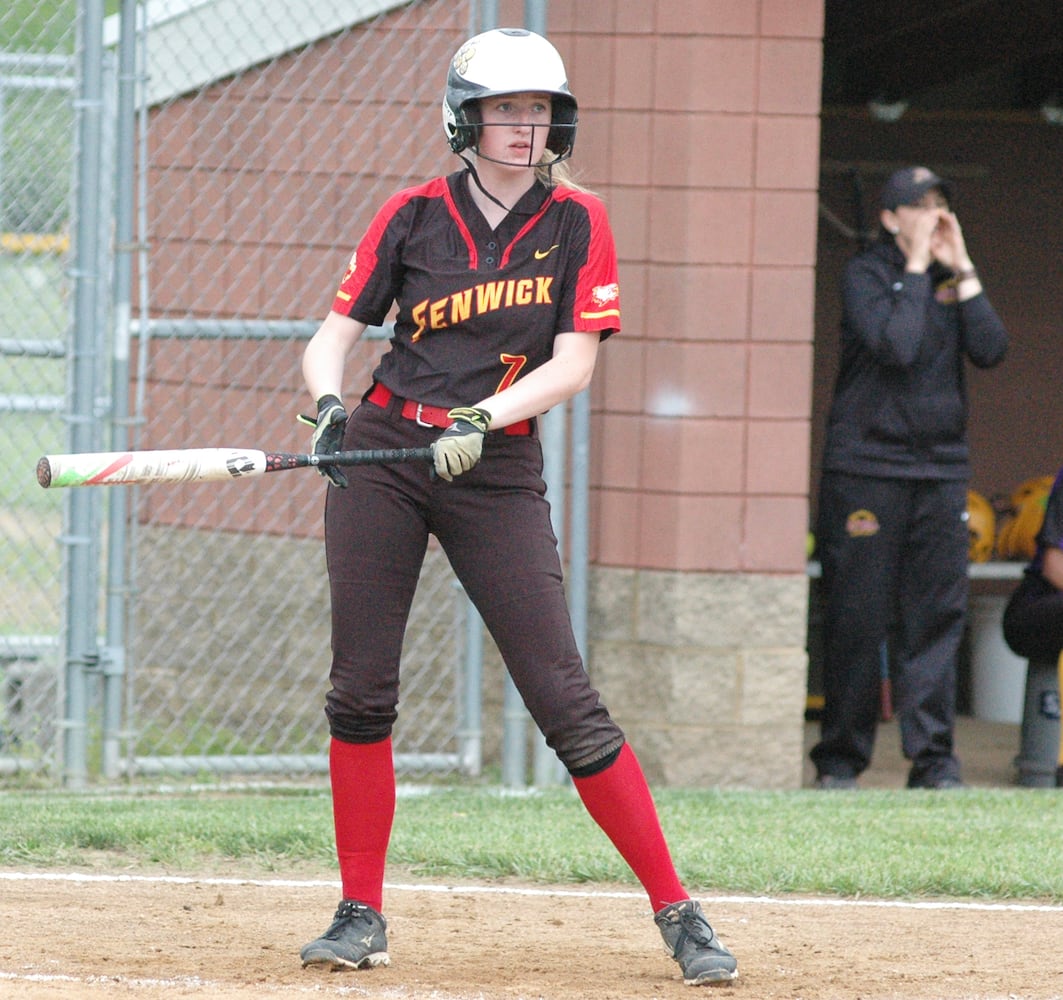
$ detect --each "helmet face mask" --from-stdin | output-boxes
[442,28,578,161]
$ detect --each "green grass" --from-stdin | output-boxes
[1,0,121,231]
[2,786,1062,902]
[0,3,76,231]
[1,253,71,634]
[0,255,69,357]
[1,1,74,52]
[1,412,65,633]
[0,1,121,51]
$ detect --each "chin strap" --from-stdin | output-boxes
[458,154,555,219]
[459,155,517,216]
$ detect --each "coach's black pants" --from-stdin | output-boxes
[320,389,624,774]
[810,472,967,786]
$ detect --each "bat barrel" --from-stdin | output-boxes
[36,445,435,488]
[36,448,271,488]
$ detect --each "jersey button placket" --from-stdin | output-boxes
[484,241,497,267]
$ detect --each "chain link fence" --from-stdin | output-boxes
[3,0,515,786]
[0,5,77,774]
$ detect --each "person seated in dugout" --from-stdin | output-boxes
[1002,466,1063,664]
[1001,466,1063,787]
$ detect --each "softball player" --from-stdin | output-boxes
[297,28,737,986]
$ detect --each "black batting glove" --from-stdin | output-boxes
[433,407,491,482]
[297,394,348,487]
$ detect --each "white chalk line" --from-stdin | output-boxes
[3,869,1062,912]
[0,969,458,997]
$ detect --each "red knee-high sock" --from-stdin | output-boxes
[329,736,395,912]
[572,742,688,912]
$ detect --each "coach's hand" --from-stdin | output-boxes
[298,394,349,487]
[433,407,491,482]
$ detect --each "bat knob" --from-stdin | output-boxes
[36,456,52,489]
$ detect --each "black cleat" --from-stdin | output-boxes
[300,899,390,970]
[654,899,738,986]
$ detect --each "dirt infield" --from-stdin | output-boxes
[2,866,1061,999]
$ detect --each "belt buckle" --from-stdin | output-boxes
[413,402,434,428]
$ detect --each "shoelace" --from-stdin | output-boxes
[675,910,716,951]
[324,901,375,939]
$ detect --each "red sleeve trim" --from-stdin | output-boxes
[558,188,621,335]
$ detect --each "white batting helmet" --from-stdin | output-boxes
[442,28,578,159]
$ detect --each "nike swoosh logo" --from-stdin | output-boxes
[534,245,560,260]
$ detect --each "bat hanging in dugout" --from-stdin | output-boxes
[35,446,435,489]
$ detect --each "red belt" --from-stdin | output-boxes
[367,383,532,436]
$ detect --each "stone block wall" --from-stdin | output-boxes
[588,566,808,788]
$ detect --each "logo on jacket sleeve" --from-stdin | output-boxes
[845,509,880,537]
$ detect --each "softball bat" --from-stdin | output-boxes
[36,446,434,489]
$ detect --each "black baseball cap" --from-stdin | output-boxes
[879,166,952,210]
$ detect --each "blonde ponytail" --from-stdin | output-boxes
[536,154,594,194]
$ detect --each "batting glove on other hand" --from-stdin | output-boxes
[433,407,491,482]
[297,394,349,488]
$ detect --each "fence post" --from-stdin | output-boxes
[101,0,140,779]
[460,593,483,777]
[569,389,590,667]
[62,0,108,786]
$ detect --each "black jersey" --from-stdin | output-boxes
[331,169,620,408]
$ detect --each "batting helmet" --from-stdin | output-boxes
[966,490,995,563]
[997,476,1053,561]
[1009,475,1055,511]
[442,28,578,159]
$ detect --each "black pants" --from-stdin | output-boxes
[321,389,624,773]
[1003,572,1063,662]
[810,472,968,785]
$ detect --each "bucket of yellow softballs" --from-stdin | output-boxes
[967,480,1048,723]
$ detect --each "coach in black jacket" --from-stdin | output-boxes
[811,166,1008,790]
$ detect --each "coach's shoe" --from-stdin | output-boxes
[300,899,390,970]
[813,774,859,790]
[654,899,738,985]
